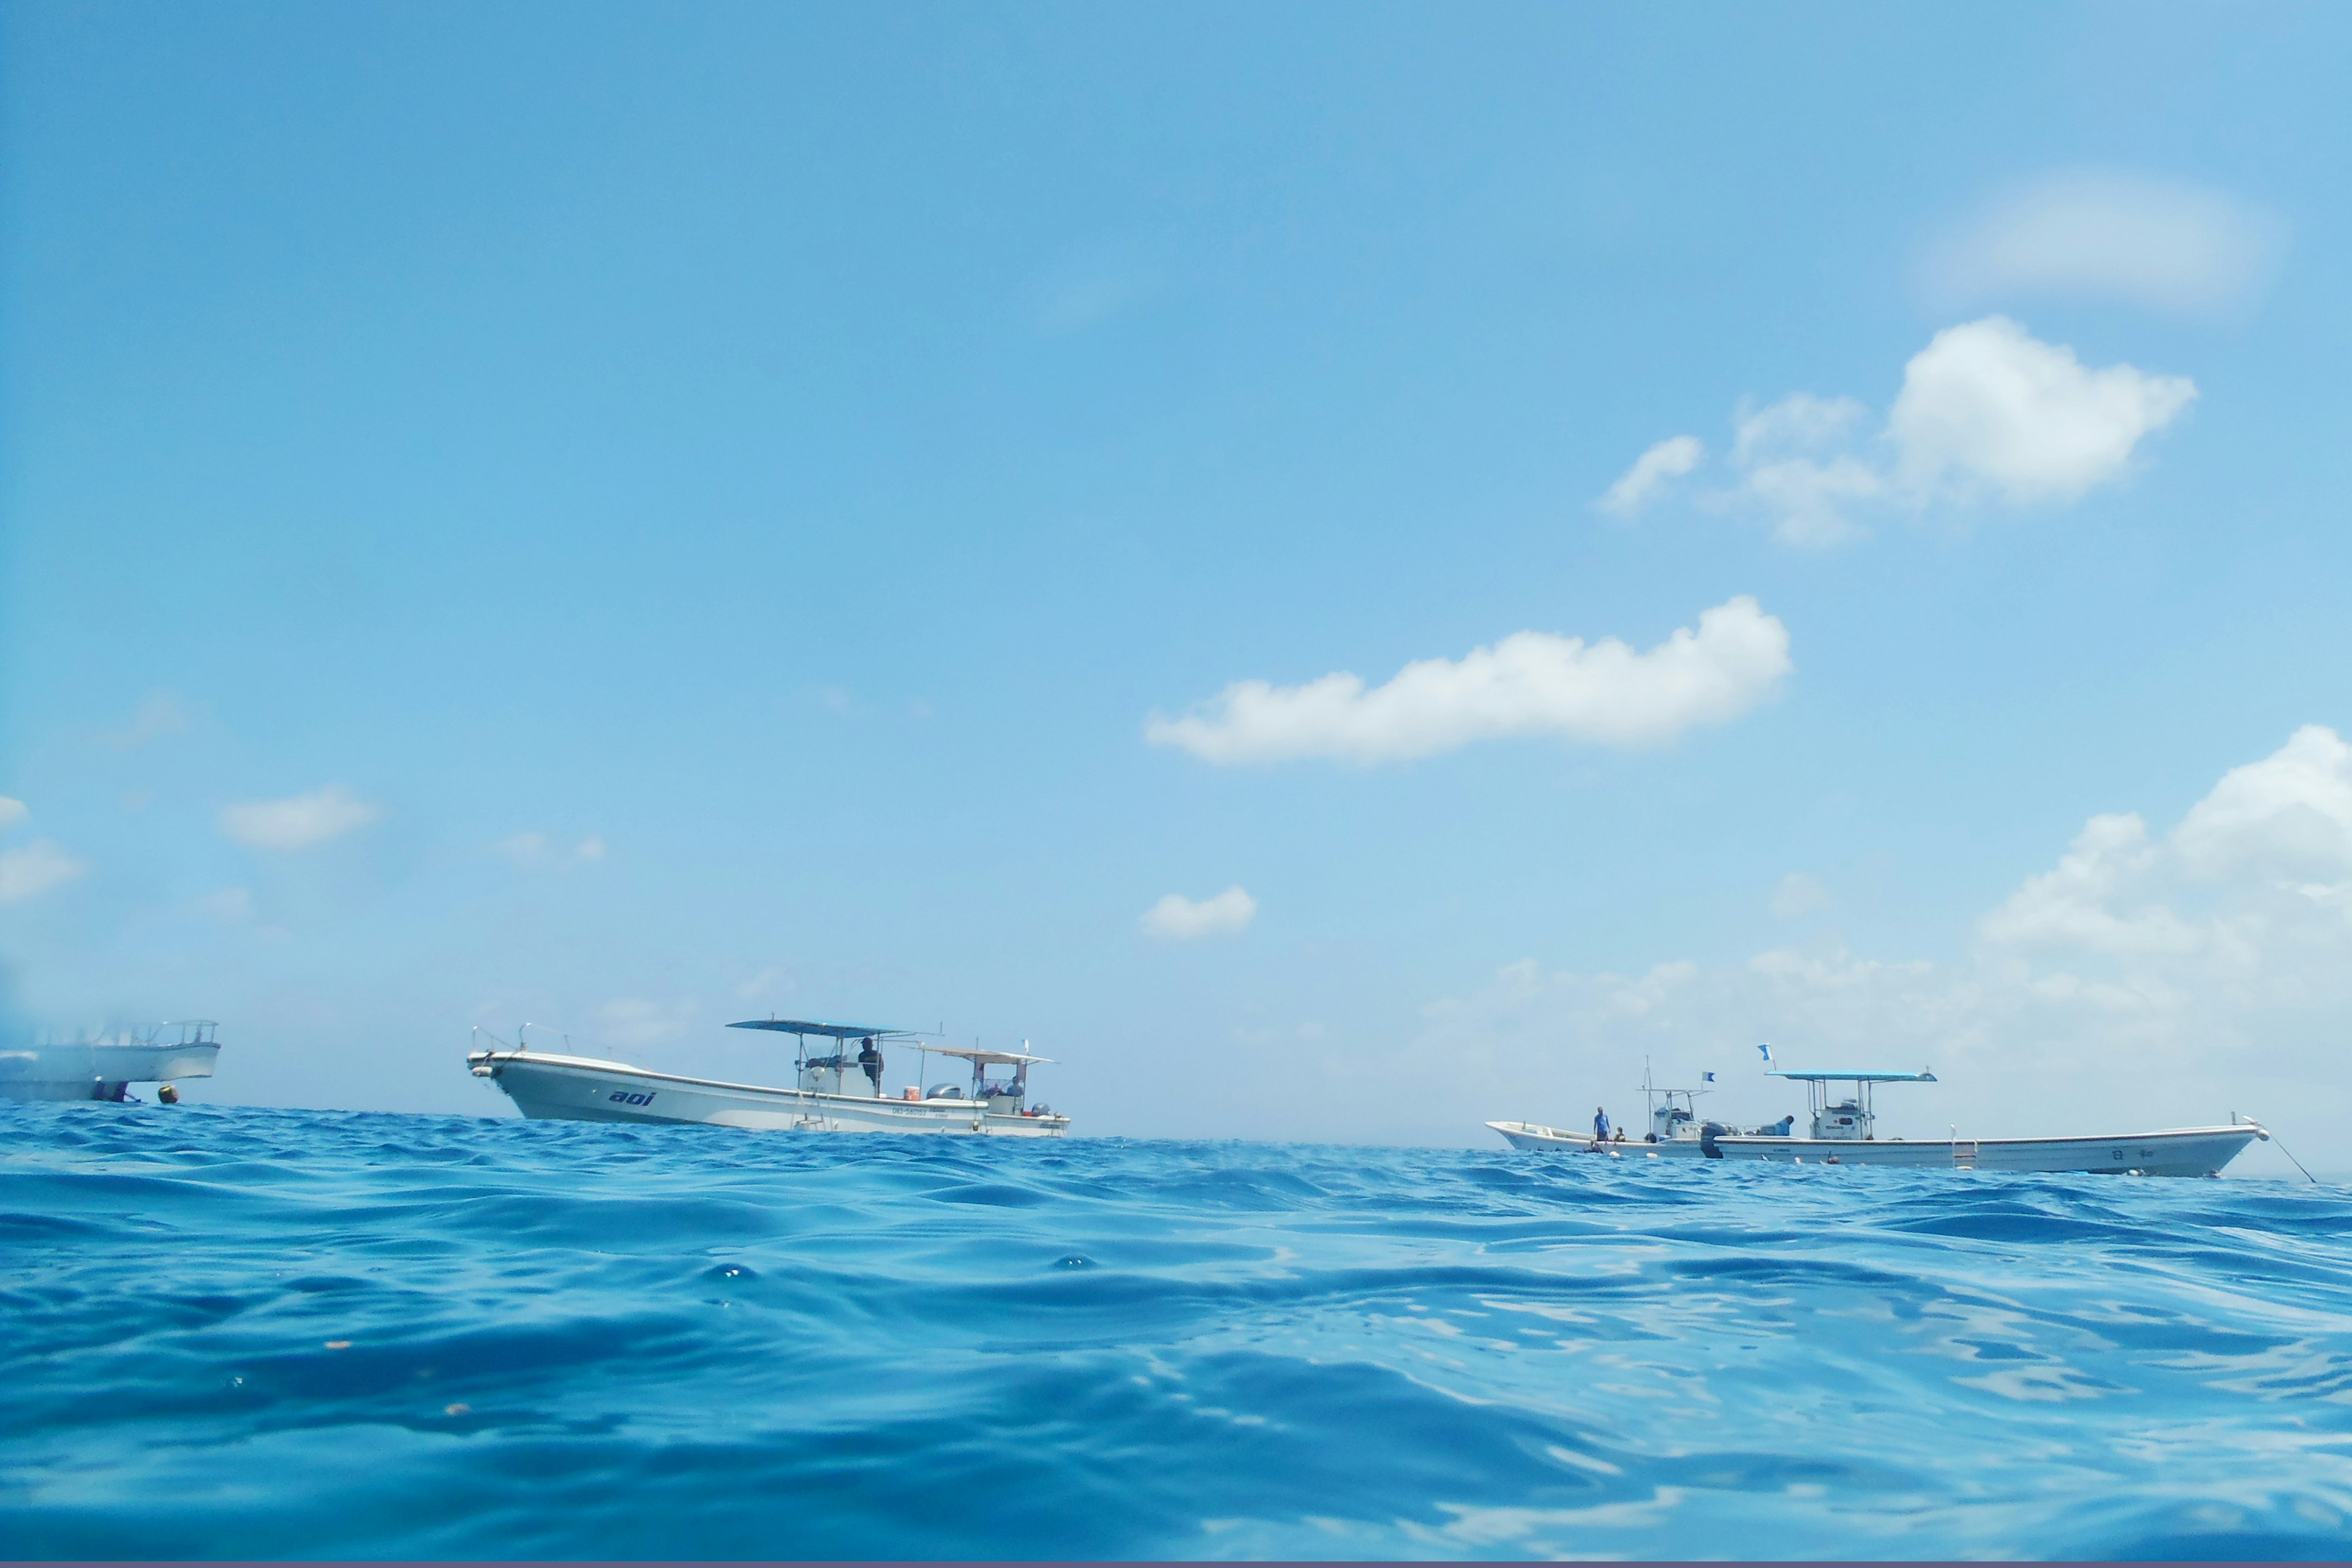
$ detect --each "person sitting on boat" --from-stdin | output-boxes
[857,1037,884,1093]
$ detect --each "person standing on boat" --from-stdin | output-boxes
[1593,1106,1610,1144]
[857,1036,884,1095]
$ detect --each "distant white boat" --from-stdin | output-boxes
[0,1021,221,1102]
[467,1018,1071,1137]
[1490,1059,2265,1177]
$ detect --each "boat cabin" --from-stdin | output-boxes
[920,1044,1057,1121]
[1638,1058,1721,1142]
[723,1019,1061,1121]
[727,1018,921,1099]
[1649,1088,1703,1141]
[1766,1066,1937,1140]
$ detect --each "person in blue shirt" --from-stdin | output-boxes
[1593,1106,1610,1143]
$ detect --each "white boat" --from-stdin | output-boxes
[466,1017,1071,1136]
[1490,1057,2266,1177]
[0,1020,221,1102]
[1490,1065,1791,1160]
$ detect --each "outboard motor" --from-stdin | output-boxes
[1698,1121,1728,1159]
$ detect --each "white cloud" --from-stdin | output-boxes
[574,835,606,862]
[1979,813,2202,956]
[0,839,86,905]
[1769,872,1831,920]
[594,997,695,1050]
[1595,435,1703,518]
[0,797,24,831]
[1147,597,1791,764]
[219,785,379,851]
[1615,319,2194,547]
[1142,886,1258,940]
[1888,317,2196,505]
[1921,169,2285,317]
[2173,724,2352,880]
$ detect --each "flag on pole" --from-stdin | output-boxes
[1702,1071,1716,1083]
[1757,1042,1774,1065]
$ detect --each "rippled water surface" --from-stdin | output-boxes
[6,1105,2352,1559]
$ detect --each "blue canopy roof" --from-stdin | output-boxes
[1768,1068,1937,1083]
[728,1019,909,1039]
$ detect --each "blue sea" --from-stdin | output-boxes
[5,1105,2351,1561]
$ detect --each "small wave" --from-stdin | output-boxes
[4,1102,2350,1559]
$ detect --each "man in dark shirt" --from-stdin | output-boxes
[858,1037,884,1094]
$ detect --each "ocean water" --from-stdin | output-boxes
[4,1106,2351,1561]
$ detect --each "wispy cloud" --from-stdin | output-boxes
[1147,597,1791,764]
[1596,435,1703,518]
[0,840,86,905]
[1142,886,1258,940]
[219,785,380,851]
[495,832,606,869]
[1725,394,1883,546]
[0,797,25,831]
[100,692,195,752]
[1920,169,2286,318]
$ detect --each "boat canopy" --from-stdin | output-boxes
[728,1019,913,1039]
[1768,1068,1937,1083]
[925,1046,1054,1066]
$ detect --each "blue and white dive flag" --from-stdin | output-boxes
[1757,1042,1774,1066]
[1702,1071,1716,1082]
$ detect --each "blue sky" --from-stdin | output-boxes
[5,3,2349,1155]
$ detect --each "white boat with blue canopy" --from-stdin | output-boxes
[467,1016,1069,1136]
[1491,1049,2266,1177]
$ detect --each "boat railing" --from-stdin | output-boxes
[31,1020,220,1049]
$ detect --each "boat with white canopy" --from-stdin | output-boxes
[1489,1059,1792,1159]
[1,1020,220,1102]
[1490,1049,2266,1176]
[466,1017,1071,1136]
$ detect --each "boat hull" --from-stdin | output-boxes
[1487,1118,2260,1177]
[470,1050,1070,1137]
[1713,1126,2257,1177]
[0,1042,221,1102]
[1487,1120,1709,1158]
